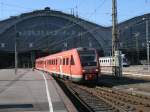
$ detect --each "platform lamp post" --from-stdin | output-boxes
[133,32,140,64]
[14,16,21,74]
[143,18,150,72]
[146,19,150,72]
[14,29,19,74]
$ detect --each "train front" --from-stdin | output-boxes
[77,48,99,83]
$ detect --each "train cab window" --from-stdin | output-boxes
[63,58,65,65]
[70,55,75,65]
[66,58,69,65]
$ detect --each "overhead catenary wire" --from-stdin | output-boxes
[0,0,115,52]
[29,0,107,49]
[13,0,108,50]
[31,26,102,51]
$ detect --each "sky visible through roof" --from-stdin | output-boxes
[0,0,150,26]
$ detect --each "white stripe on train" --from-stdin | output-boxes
[37,68,82,78]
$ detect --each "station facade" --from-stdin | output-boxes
[0,7,149,68]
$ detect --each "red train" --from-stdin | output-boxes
[35,48,100,83]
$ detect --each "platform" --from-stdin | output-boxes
[101,65,150,78]
[0,69,77,112]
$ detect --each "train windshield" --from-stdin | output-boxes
[78,50,97,66]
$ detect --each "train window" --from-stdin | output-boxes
[60,59,61,65]
[56,59,57,65]
[61,59,63,65]
[70,55,75,65]
[63,58,65,65]
[66,58,69,65]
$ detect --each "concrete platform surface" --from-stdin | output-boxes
[0,69,74,112]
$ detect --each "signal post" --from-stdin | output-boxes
[112,0,122,77]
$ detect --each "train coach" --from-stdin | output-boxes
[35,48,100,83]
[99,54,129,67]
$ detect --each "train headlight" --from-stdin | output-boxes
[95,69,99,72]
[82,69,86,72]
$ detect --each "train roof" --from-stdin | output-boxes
[36,57,46,61]
[44,48,77,59]
[41,47,96,59]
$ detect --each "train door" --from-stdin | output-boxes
[65,55,71,79]
[44,60,46,71]
[59,56,63,78]
[61,56,70,79]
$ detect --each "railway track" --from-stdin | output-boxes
[57,79,150,112]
